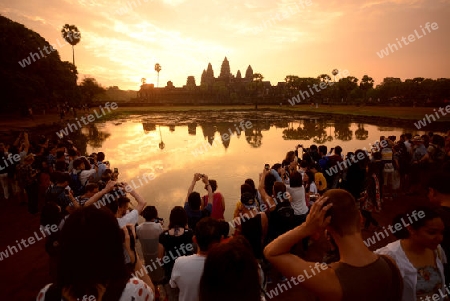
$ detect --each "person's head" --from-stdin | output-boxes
[334,146,342,155]
[318,145,327,156]
[303,171,314,184]
[273,182,288,202]
[240,192,257,209]
[115,196,131,217]
[218,220,230,239]
[97,152,105,162]
[289,171,303,188]
[142,206,158,222]
[392,207,444,250]
[208,180,217,192]
[354,149,369,169]
[346,152,355,160]
[271,163,282,174]
[323,189,360,237]
[54,206,130,299]
[68,149,77,158]
[84,183,99,197]
[56,151,65,161]
[194,217,222,252]
[73,159,85,171]
[285,151,296,163]
[427,171,450,205]
[310,144,318,152]
[264,173,276,196]
[40,202,62,228]
[55,172,71,187]
[431,134,445,148]
[310,163,321,173]
[405,133,412,141]
[169,206,188,229]
[299,160,308,169]
[199,237,261,301]
[244,178,256,194]
[188,192,201,210]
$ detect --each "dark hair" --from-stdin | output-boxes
[273,182,287,200]
[97,152,105,162]
[285,151,296,163]
[194,217,222,252]
[56,151,65,160]
[271,163,282,171]
[218,220,230,238]
[323,189,360,236]
[208,180,217,193]
[432,134,445,148]
[142,206,158,221]
[304,171,314,185]
[310,144,318,151]
[85,183,99,193]
[354,149,369,169]
[241,184,253,194]
[244,178,256,192]
[299,160,308,168]
[334,146,342,155]
[55,172,71,184]
[48,206,130,300]
[264,173,276,196]
[40,202,62,228]
[117,196,131,209]
[67,149,77,157]
[289,171,303,187]
[169,206,188,229]
[73,159,84,170]
[199,237,260,301]
[318,145,328,155]
[393,207,442,239]
[188,192,201,210]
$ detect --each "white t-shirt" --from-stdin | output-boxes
[286,185,308,215]
[309,182,318,194]
[118,209,139,228]
[80,168,96,185]
[36,277,154,301]
[170,254,206,301]
[136,222,163,239]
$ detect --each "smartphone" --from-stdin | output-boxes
[265,164,270,170]
[114,168,118,173]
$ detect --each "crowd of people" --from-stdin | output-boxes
[1,129,450,301]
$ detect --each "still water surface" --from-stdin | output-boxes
[81,110,434,222]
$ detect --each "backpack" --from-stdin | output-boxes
[69,171,85,197]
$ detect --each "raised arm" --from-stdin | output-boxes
[84,180,116,207]
[185,173,201,204]
[202,175,213,207]
[125,182,147,214]
[263,197,339,300]
[258,169,274,211]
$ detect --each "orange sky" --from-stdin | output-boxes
[2,0,450,90]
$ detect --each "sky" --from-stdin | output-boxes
[2,0,450,90]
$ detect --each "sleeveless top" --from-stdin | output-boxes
[330,255,403,301]
[202,192,225,219]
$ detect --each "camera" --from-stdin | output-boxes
[114,167,118,173]
[155,218,164,224]
[264,164,270,170]
[298,144,303,148]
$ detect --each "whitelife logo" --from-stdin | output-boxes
[376,22,439,58]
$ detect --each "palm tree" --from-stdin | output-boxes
[332,69,339,83]
[61,24,81,66]
[154,63,162,87]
